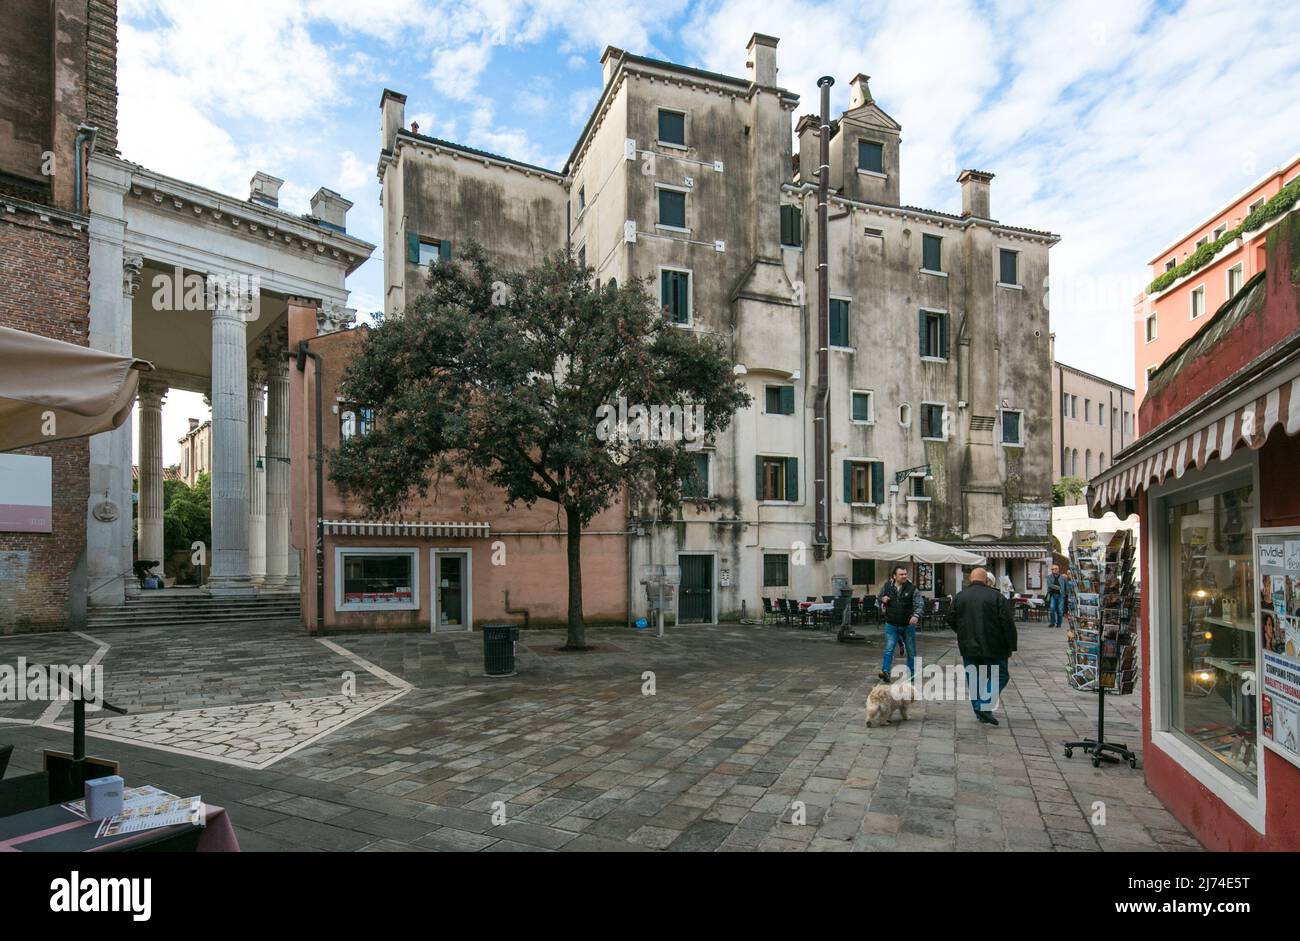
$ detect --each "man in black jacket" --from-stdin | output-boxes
[877,565,924,683]
[946,567,1018,725]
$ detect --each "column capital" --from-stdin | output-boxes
[256,322,290,375]
[318,299,356,333]
[136,377,168,407]
[123,255,144,298]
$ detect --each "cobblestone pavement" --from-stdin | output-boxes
[0,619,1200,852]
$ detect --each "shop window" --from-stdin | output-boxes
[337,549,418,610]
[763,553,790,588]
[1164,478,1258,786]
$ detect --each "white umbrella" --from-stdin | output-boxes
[852,537,986,566]
[0,325,152,452]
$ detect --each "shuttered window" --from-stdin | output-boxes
[757,456,798,501]
[407,233,452,265]
[829,298,850,348]
[658,109,685,145]
[919,310,949,359]
[858,140,883,173]
[780,204,802,246]
[999,248,1018,285]
[658,189,687,228]
[843,460,883,505]
[765,385,795,415]
[922,234,942,272]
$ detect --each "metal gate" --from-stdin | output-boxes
[677,554,714,624]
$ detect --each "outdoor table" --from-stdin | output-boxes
[798,601,833,628]
[0,802,239,852]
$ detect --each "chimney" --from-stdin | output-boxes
[380,88,407,153]
[600,46,625,87]
[796,114,821,185]
[249,172,283,209]
[958,169,995,220]
[188,418,199,433]
[746,33,779,86]
[310,187,353,232]
[847,73,873,110]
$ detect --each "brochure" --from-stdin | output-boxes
[94,795,204,838]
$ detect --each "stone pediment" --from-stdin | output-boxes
[841,103,901,134]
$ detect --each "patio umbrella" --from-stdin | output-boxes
[852,537,986,566]
[0,325,152,452]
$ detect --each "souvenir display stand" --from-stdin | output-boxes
[1063,530,1140,768]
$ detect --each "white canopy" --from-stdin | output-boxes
[0,325,151,452]
[852,537,986,566]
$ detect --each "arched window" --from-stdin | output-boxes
[1071,449,1079,475]
[1085,449,1093,477]
[1099,452,1106,469]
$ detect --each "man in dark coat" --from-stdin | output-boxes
[946,567,1018,725]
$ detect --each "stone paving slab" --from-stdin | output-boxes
[0,617,1198,852]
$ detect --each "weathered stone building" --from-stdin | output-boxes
[378,35,1058,623]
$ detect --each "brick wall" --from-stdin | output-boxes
[86,0,119,153]
[0,205,91,633]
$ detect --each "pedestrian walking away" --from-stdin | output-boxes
[946,566,1018,725]
[877,565,924,683]
[1046,563,1067,628]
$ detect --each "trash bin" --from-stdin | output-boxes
[482,623,519,677]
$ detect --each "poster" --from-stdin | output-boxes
[1254,528,1300,770]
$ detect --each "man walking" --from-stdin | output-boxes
[1046,563,1067,628]
[946,567,1018,725]
[878,565,924,682]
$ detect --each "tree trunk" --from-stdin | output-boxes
[564,503,586,649]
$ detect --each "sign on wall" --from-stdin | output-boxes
[0,454,52,533]
[1254,527,1300,771]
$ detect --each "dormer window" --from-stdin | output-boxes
[858,140,884,174]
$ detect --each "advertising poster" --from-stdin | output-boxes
[1254,528,1300,770]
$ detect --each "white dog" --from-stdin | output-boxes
[865,679,918,728]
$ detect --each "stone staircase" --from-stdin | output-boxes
[86,589,302,630]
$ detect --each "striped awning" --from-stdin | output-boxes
[323,519,490,538]
[961,543,1051,560]
[1091,373,1300,513]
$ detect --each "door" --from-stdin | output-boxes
[678,554,714,624]
[432,551,471,632]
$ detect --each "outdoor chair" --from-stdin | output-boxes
[760,597,776,625]
[775,597,793,626]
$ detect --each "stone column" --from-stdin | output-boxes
[262,327,292,589]
[136,378,167,578]
[247,365,268,584]
[208,283,255,595]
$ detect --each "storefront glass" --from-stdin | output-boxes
[340,551,416,607]
[1165,478,1258,786]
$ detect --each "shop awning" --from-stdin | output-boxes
[960,543,1052,560]
[1091,363,1300,515]
[0,325,152,452]
[323,520,490,538]
[851,538,986,565]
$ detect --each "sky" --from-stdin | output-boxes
[119,0,1300,466]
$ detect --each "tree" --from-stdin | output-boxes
[1052,476,1086,507]
[163,473,211,559]
[329,242,750,648]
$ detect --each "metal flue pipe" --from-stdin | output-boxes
[814,75,834,556]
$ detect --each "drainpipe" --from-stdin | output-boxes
[73,125,99,214]
[813,76,834,557]
[295,339,326,635]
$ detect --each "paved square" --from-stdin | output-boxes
[0,618,1199,852]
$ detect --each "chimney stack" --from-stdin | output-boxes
[746,33,779,86]
[847,73,873,110]
[249,172,283,209]
[188,418,199,433]
[310,188,353,232]
[957,169,995,220]
[600,46,625,87]
[380,88,407,153]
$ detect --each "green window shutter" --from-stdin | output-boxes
[871,462,884,506]
[780,205,791,245]
[939,313,949,359]
[440,240,452,261]
[918,310,928,356]
[676,272,689,322]
[830,299,848,347]
[779,385,794,414]
[756,456,765,500]
[785,457,798,502]
[843,461,853,504]
[661,270,671,311]
[405,231,419,264]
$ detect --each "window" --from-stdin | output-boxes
[909,474,928,499]
[922,234,943,272]
[1001,409,1023,446]
[1165,258,1176,272]
[999,248,1018,285]
[763,553,789,588]
[919,310,948,359]
[852,558,876,586]
[757,456,798,501]
[829,298,850,348]
[780,204,802,247]
[577,186,586,212]
[843,459,882,505]
[920,403,945,440]
[1124,411,1132,435]
[1228,263,1244,297]
[1248,197,1265,215]
[577,244,586,269]
[1060,391,1069,418]
[1099,452,1106,469]
[1070,449,1078,475]
[1191,286,1205,319]
[764,385,795,415]
[858,140,883,174]
[850,390,873,423]
[339,403,375,441]
[1084,399,1091,423]
[1112,406,1118,429]
[898,403,912,427]
[1164,477,1258,786]
[1146,313,1158,342]
[1098,406,1105,427]
[1195,236,1209,249]
[411,236,451,267]
[658,109,685,146]
[1213,224,1226,240]
[336,549,418,610]
[660,269,691,324]
[682,452,710,499]
[1085,449,1093,477]
[658,188,687,229]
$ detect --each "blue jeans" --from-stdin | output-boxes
[882,623,916,679]
[964,657,1009,713]
[1048,593,1065,626]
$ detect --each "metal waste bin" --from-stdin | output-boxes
[482,623,519,677]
